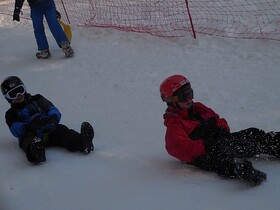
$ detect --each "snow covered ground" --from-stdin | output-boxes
[0,15,280,210]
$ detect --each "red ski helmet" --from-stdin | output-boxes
[160,75,193,103]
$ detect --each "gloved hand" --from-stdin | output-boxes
[56,10,61,19]
[13,8,21,22]
[32,114,49,126]
[35,115,58,136]
[18,108,30,120]
[24,114,48,133]
[192,113,203,121]
[47,115,59,125]
[192,113,216,128]
[189,117,216,139]
[25,121,43,132]
[203,117,216,129]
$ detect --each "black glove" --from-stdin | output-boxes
[203,117,216,128]
[192,113,216,128]
[24,114,48,132]
[13,8,21,22]
[32,114,49,126]
[47,115,59,125]
[192,113,203,121]
[189,117,216,140]
[25,122,42,133]
[56,10,61,19]
[35,115,58,138]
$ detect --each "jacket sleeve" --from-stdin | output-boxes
[10,122,26,138]
[14,0,25,10]
[164,118,206,163]
[5,109,26,138]
[36,94,62,123]
[47,106,61,123]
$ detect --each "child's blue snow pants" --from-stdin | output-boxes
[30,0,68,51]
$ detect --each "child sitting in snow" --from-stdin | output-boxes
[160,74,280,185]
[1,76,94,165]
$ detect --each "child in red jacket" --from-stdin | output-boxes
[160,74,280,185]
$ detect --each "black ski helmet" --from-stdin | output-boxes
[1,76,26,103]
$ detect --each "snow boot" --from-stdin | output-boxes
[234,158,266,185]
[26,137,46,165]
[80,122,94,154]
[36,49,51,59]
[61,41,74,58]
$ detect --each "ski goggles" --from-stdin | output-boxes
[173,88,193,102]
[5,85,26,100]
[162,87,193,103]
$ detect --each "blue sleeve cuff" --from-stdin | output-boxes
[10,122,25,138]
[48,106,61,122]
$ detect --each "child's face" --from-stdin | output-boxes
[177,97,193,109]
[12,94,25,103]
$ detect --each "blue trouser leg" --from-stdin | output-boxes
[31,6,49,51]
[44,7,69,47]
[30,0,69,51]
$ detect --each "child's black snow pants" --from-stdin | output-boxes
[192,127,280,180]
[19,124,84,163]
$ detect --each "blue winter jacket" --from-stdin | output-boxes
[5,93,61,138]
[15,0,49,9]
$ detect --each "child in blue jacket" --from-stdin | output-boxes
[1,76,94,165]
[13,0,74,58]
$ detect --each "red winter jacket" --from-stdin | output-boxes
[163,102,230,163]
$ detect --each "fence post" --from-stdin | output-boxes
[185,0,196,38]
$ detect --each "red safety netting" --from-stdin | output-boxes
[1,0,280,41]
